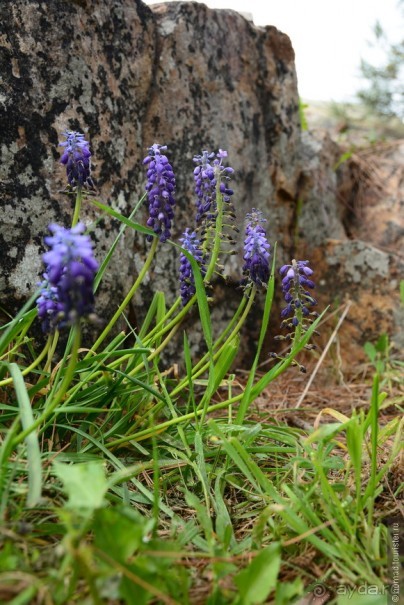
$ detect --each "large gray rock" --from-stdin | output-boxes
[1,0,157,318]
[1,1,300,321]
[1,0,402,364]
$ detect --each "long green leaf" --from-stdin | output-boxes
[94,194,146,292]
[8,363,42,507]
[0,304,37,358]
[90,199,154,237]
[236,249,276,424]
[234,542,281,605]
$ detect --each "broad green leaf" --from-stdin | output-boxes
[234,542,281,605]
[364,342,376,363]
[185,490,214,549]
[275,578,304,605]
[214,471,236,549]
[120,573,150,605]
[53,460,108,511]
[93,507,143,562]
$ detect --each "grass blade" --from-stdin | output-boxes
[8,362,42,507]
[94,194,146,292]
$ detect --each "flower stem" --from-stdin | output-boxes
[204,176,224,283]
[142,296,182,342]
[43,330,60,375]
[142,294,196,348]
[71,188,83,227]
[170,289,253,397]
[0,337,52,388]
[12,326,81,446]
[90,237,159,355]
[107,395,243,448]
[127,322,181,378]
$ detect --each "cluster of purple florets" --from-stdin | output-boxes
[280,260,317,327]
[37,223,98,333]
[179,229,206,306]
[242,210,271,288]
[193,149,234,223]
[143,144,176,243]
[36,130,320,337]
[36,277,64,334]
[142,144,275,300]
[142,145,238,304]
[60,130,93,189]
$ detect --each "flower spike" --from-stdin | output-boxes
[279,259,317,327]
[179,229,206,306]
[60,130,93,189]
[193,150,234,224]
[37,223,98,332]
[143,144,176,243]
[242,209,271,288]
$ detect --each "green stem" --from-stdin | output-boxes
[142,296,182,342]
[107,395,243,448]
[72,188,83,227]
[170,290,253,398]
[43,330,60,375]
[142,294,197,348]
[12,326,81,446]
[204,176,224,283]
[127,322,181,378]
[90,238,158,355]
[0,337,52,387]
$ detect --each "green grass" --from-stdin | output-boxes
[0,296,401,604]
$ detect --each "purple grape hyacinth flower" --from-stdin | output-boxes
[37,223,99,332]
[60,130,93,189]
[280,259,317,326]
[193,149,234,223]
[36,275,64,334]
[242,209,271,287]
[179,229,205,306]
[143,144,176,243]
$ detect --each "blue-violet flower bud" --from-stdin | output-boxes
[242,209,271,287]
[279,259,317,325]
[39,223,98,331]
[179,229,206,306]
[143,144,176,242]
[60,130,93,189]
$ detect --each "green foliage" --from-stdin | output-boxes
[53,460,108,512]
[357,13,404,119]
[234,543,281,605]
[298,98,309,131]
[334,150,354,170]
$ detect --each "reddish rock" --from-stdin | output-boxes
[297,135,403,365]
